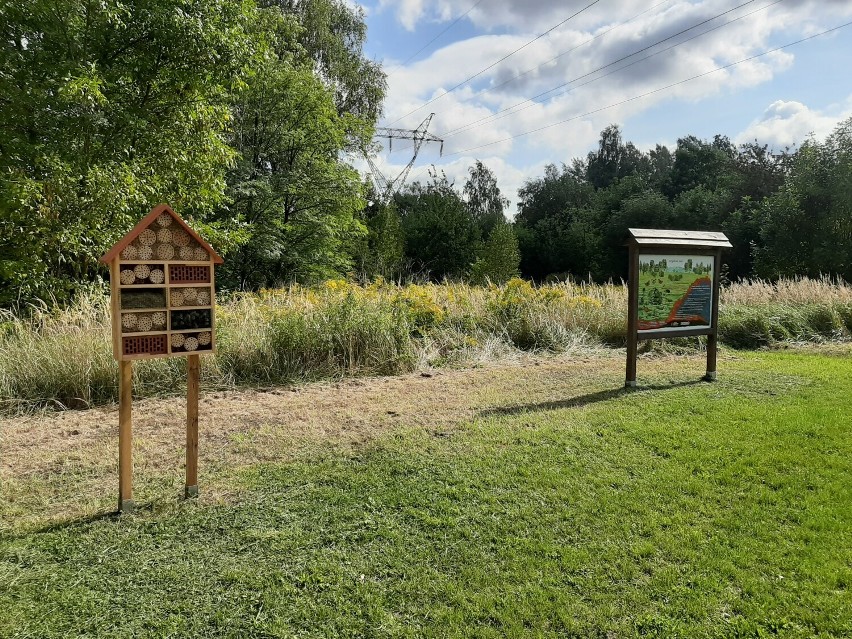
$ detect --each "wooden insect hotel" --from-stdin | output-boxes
[100,204,223,512]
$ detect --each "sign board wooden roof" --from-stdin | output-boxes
[626,228,732,248]
[100,204,223,264]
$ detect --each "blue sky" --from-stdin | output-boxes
[354,0,852,213]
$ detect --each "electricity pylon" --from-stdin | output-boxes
[363,113,444,203]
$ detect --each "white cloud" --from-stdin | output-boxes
[735,97,852,148]
[362,0,852,212]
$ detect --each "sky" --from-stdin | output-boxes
[353,0,852,215]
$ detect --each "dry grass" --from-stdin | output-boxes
[721,276,852,305]
[0,277,850,414]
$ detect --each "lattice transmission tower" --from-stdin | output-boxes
[363,113,444,203]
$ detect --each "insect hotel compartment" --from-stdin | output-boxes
[118,263,166,285]
[121,311,167,333]
[170,331,213,354]
[120,288,167,310]
[122,334,168,357]
[169,286,212,308]
[169,264,211,284]
[170,309,212,331]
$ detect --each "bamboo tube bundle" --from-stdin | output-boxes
[137,245,153,260]
[198,331,211,346]
[151,312,166,328]
[137,315,153,332]
[149,268,165,284]
[196,289,211,306]
[120,245,138,260]
[139,229,156,246]
[157,228,172,244]
[194,247,208,261]
[183,337,199,352]
[171,333,185,349]
[133,264,151,281]
[170,289,185,307]
[182,287,198,304]
[157,243,175,260]
[121,313,138,330]
[156,213,173,227]
[172,229,190,247]
[179,246,195,261]
[120,269,136,285]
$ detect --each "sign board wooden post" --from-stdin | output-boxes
[625,229,731,388]
[100,204,223,512]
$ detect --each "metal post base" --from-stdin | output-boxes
[625,380,637,388]
[119,499,136,514]
[704,371,717,382]
[185,485,199,499]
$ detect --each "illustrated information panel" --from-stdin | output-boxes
[637,253,713,333]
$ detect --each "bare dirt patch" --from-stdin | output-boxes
[1,352,723,530]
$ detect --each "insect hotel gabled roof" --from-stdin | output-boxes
[626,228,732,249]
[99,204,224,264]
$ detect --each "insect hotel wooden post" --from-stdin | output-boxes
[625,228,731,388]
[100,204,223,512]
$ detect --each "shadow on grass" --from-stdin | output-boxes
[478,379,707,418]
[6,503,162,538]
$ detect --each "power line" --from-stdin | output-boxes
[385,0,602,127]
[388,0,769,154]
[441,0,768,138]
[447,0,675,111]
[441,20,852,158]
[385,0,485,77]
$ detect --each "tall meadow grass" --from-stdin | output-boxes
[1,277,849,413]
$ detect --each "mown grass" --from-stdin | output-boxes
[1,350,850,637]
[1,277,850,413]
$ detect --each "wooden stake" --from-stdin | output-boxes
[185,354,200,498]
[625,245,639,388]
[118,360,134,512]
[705,250,722,382]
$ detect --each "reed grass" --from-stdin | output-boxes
[1,277,849,413]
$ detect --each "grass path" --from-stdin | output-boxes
[1,347,851,637]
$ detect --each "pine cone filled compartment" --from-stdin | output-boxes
[169,331,213,354]
[170,309,212,331]
[117,263,166,286]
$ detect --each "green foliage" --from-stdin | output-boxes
[463,160,509,237]
[0,0,386,305]
[470,222,520,285]
[396,171,481,280]
[0,0,260,305]
[351,194,406,280]
[264,0,386,141]
[514,119,850,284]
[754,119,852,281]
[215,47,366,288]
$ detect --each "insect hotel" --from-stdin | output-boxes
[100,203,223,512]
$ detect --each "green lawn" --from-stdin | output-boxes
[1,350,851,637]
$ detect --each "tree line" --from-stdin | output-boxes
[355,117,851,288]
[1,1,850,308]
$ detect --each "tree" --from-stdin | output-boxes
[463,160,509,237]
[261,0,386,148]
[395,171,480,280]
[215,40,366,289]
[754,117,852,280]
[351,188,405,280]
[0,0,258,305]
[470,221,520,284]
